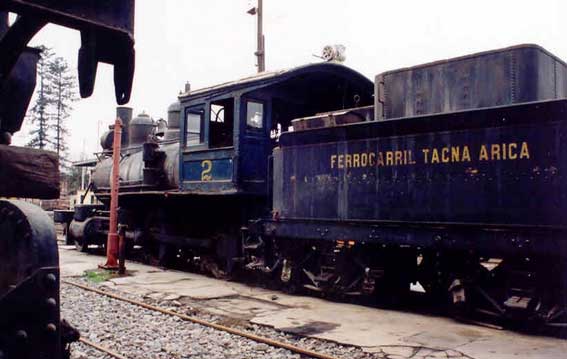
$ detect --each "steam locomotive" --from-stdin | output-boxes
[61,44,567,327]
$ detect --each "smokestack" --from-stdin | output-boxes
[116,106,133,148]
[167,102,181,129]
[184,82,191,94]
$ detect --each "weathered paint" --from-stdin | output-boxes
[375,44,567,120]
[275,99,567,228]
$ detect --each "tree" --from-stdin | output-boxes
[48,56,77,170]
[27,45,54,150]
[65,164,83,195]
[25,46,77,172]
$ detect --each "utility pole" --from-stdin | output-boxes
[247,0,265,72]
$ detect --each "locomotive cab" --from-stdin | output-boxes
[178,63,373,196]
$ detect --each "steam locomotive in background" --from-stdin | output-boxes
[59,44,567,327]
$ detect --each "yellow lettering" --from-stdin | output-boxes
[441,147,450,163]
[451,147,460,162]
[395,151,403,165]
[520,142,530,159]
[491,144,501,160]
[330,143,527,168]
[353,153,360,168]
[462,146,471,162]
[345,154,352,168]
[386,152,394,166]
[409,150,416,164]
[479,145,488,161]
[509,143,517,159]
[377,152,384,166]
[361,153,368,167]
[431,149,440,163]
[422,149,430,164]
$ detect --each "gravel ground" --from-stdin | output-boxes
[61,279,384,359]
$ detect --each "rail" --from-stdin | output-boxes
[63,279,341,359]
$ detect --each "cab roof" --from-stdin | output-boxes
[178,62,373,102]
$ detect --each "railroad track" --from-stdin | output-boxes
[63,279,341,359]
[77,337,128,359]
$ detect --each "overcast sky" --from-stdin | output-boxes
[12,0,567,160]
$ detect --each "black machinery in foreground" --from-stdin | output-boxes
[0,1,135,358]
[60,44,567,330]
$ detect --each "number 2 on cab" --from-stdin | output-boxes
[201,160,212,181]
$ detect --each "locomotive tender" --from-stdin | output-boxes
[66,44,567,326]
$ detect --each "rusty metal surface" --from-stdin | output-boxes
[375,44,567,120]
[102,118,124,269]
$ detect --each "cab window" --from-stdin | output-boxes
[246,101,264,129]
[186,107,204,146]
[210,98,234,148]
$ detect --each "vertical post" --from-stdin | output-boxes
[257,0,265,72]
[100,117,123,269]
[247,1,265,72]
[248,0,265,73]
